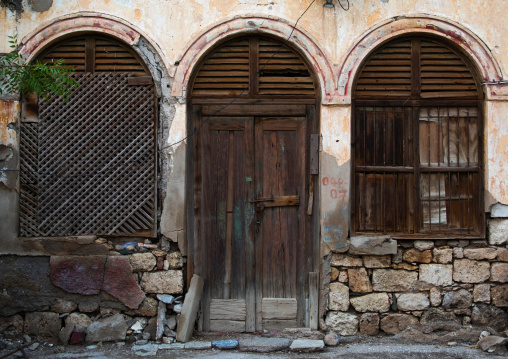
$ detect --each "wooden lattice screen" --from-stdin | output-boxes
[20,72,156,237]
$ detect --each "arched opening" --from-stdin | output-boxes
[351,36,484,237]
[19,34,157,238]
[187,35,320,332]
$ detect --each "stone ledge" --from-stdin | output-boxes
[349,236,397,255]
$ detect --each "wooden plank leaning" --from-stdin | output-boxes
[176,274,204,342]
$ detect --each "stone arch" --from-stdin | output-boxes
[171,16,335,102]
[338,14,504,102]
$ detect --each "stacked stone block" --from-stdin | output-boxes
[325,218,508,336]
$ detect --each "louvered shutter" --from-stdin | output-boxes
[191,36,315,97]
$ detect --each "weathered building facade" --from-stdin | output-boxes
[1,0,508,342]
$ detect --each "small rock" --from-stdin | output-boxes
[325,311,358,336]
[162,337,174,344]
[478,336,508,352]
[51,299,78,314]
[86,314,128,343]
[166,315,177,330]
[184,341,212,349]
[362,255,391,268]
[414,240,434,251]
[324,333,339,346]
[447,342,457,346]
[442,289,473,309]
[173,304,182,313]
[338,270,348,283]
[331,254,363,267]
[453,247,464,259]
[359,313,379,336]
[131,321,144,332]
[329,282,349,311]
[289,339,325,352]
[331,267,339,281]
[125,297,158,317]
[430,287,442,306]
[380,314,418,335]
[473,284,491,303]
[479,330,491,340]
[491,263,508,282]
[156,294,175,304]
[403,249,432,263]
[212,339,238,349]
[348,268,372,293]
[433,248,453,264]
[168,252,183,269]
[492,284,508,306]
[135,339,148,345]
[396,293,430,311]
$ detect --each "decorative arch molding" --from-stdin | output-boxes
[18,11,167,67]
[171,16,335,102]
[338,14,505,102]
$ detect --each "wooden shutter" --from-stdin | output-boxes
[355,40,412,97]
[191,36,315,97]
[355,38,480,99]
[353,37,483,237]
[39,35,149,76]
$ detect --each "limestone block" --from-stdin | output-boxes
[414,240,434,251]
[372,269,418,292]
[464,248,498,260]
[491,203,508,218]
[403,249,432,264]
[363,255,391,268]
[347,268,372,293]
[238,338,290,352]
[65,313,92,331]
[338,270,348,282]
[141,270,183,294]
[473,284,491,303]
[289,339,325,352]
[349,236,397,255]
[350,293,391,313]
[491,284,508,307]
[490,262,508,282]
[331,267,339,281]
[331,254,362,267]
[419,264,453,286]
[86,314,128,343]
[324,311,358,336]
[396,293,430,311]
[453,259,490,283]
[24,312,61,337]
[380,314,418,335]
[359,313,379,336]
[498,248,508,262]
[442,289,473,309]
[430,287,442,306]
[453,247,464,259]
[129,253,156,272]
[328,282,349,311]
[489,219,508,245]
[168,252,183,269]
[433,248,453,264]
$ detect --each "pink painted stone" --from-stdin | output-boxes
[102,257,145,309]
[50,256,105,295]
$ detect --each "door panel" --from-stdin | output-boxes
[196,109,313,332]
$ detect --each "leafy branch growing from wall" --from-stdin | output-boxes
[0,34,79,100]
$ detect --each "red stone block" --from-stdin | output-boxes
[102,257,145,309]
[50,256,105,295]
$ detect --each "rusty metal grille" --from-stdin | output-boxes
[19,72,156,237]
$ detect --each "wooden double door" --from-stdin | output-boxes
[190,104,317,332]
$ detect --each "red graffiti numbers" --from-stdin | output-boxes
[322,177,349,199]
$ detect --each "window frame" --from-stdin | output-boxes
[351,36,485,239]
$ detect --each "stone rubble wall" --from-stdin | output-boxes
[0,237,184,345]
[324,218,508,337]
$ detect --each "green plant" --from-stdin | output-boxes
[0,34,79,100]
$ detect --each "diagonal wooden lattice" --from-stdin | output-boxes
[20,72,156,237]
